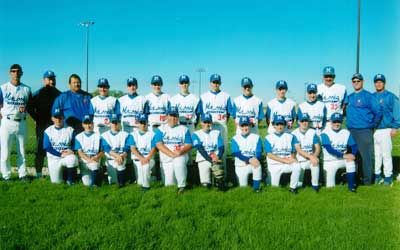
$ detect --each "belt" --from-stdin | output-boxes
[6,116,26,122]
[152,124,160,128]
[180,121,193,125]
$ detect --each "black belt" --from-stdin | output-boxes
[6,117,26,122]
[152,124,160,128]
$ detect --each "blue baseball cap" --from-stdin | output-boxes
[298,113,310,122]
[82,115,93,123]
[97,78,110,88]
[374,74,386,83]
[210,74,221,83]
[110,114,120,123]
[306,83,318,93]
[241,77,253,87]
[273,115,286,125]
[330,113,343,122]
[352,73,364,81]
[167,106,179,116]
[275,80,288,89]
[151,75,163,85]
[179,74,190,83]
[201,113,213,123]
[52,108,63,118]
[43,70,56,78]
[323,66,335,76]
[239,116,250,126]
[137,113,148,123]
[127,77,138,86]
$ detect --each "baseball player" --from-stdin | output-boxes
[130,114,156,192]
[231,116,262,192]
[297,83,327,135]
[153,107,192,193]
[321,113,357,192]
[317,66,348,123]
[43,109,78,185]
[198,74,232,178]
[232,77,264,135]
[264,115,301,194]
[146,75,170,131]
[0,64,32,181]
[118,77,148,134]
[192,113,225,190]
[89,78,119,135]
[372,74,400,185]
[291,113,321,191]
[266,80,296,134]
[101,114,131,188]
[74,115,104,187]
[26,70,61,178]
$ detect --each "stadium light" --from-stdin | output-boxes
[356,0,361,73]
[79,21,95,92]
[196,68,206,96]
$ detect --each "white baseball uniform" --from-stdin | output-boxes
[297,101,327,135]
[90,95,118,134]
[0,81,31,180]
[317,83,348,120]
[118,94,147,133]
[232,94,264,134]
[266,98,296,134]
[264,132,301,189]
[231,133,262,187]
[74,131,102,186]
[291,128,320,187]
[153,124,192,188]
[145,92,170,128]
[169,93,199,134]
[43,125,78,183]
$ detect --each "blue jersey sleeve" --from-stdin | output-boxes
[101,138,111,154]
[256,138,263,160]
[322,106,327,128]
[196,99,203,115]
[290,136,296,153]
[184,130,192,145]
[291,107,296,121]
[217,133,224,148]
[88,102,94,116]
[126,134,135,147]
[342,90,349,105]
[192,133,201,147]
[226,97,233,116]
[43,133,62,157]
[217,145,224,159]
[391,96,400,129]
[264,138,272,153]
[321,133,343,158]
[370,93,383,128]
[266,106,271,121]
[0,88,3,105]
[231,138,240,154]
[258,102,265,120]
[297,107,303,121]
[114,99,121,115]
[313,134,319,145]
[74,137,82,151]
[231,103,237,118]
[123,136,131,153]
[153,129,163,145]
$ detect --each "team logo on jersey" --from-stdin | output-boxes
[356,99,362,107]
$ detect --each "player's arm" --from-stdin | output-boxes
[153,129,176,158]
[176,130,192,155]
[390,95,400,136]
[370,93,383,128]
[226,96,233,121]
[344,134,358,161]
[192,133,213,163]
[249,138,263,167]
[264,138,293,164]
[43,132,62,157]
[320,133,344,159]
[231,138,251,164]
[341,90,349,113]
[265,106,271,125]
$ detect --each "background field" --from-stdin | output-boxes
[1,118,400,250]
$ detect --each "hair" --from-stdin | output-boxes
[10,64,22,71]
[69,74,81,84]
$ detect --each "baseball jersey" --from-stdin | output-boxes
[291,128,319,162]
[266,98,296,132]
[198,90,232,125]
[153,124,192,162]
[346,89,382,129]
[101,130,131,159]
[231,133,262,166]
[169,93,200,124]
[43,125,74,158]
[146,92,170,126]
[90,96,118,127]
[192,129,223,162]
[52,90,92,123]
[297,101,327,129]
[373,90,400,129]
[264,132,296,165]
[317,83,348,119]
[130,130,155,159]
[232,95,264,126]
[74,132,102,157]
[0,82,32,120]
[321,127,354,161]
[118,94,148,128]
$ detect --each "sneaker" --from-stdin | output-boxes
[254,188,261,193]
[67,180,74,186]
[36,172,43,179]
[375,175,382,185]
[177,187,185,194]
[349,188,357,193]
[383,177,392,186]
[289,188,298,194]
[312,186,319,193]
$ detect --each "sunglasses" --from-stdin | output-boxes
[352,80,361,83]
[10,70,21,73]
[212,81,221,84]
[127,83,137,87]
[111,121,119,124]
[180,81,189,85]
[323,75,334,78]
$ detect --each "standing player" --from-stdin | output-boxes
[89,78,119,135]
[231,117,262,192]
[153,107,192,193]
[321,113,357,192]
[232,77,264,135]
[372,74,400,185]
[291,113,320,191]
[130,114,156,192]
[43,109,78,185]
[118,77,148,134]
[198,74,232,176]
[146,75,170,131]
[101,114,131,188]
[74,115,104,187]
[265,80,296,134]
[192,113,225,189]
[264,115,301,194]
[317,66,348,124]
[0,64,32,181]
[27,70,61,178]
[297,83,327,135]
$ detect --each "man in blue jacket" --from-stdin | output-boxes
[346,73,382,185]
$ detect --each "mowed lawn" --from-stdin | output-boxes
[1,119,400,249]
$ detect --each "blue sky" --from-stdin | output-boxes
[0,0,399,103]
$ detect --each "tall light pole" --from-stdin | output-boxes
[196,68,206,96]
[356,0,361,73]
[79,21,95,92]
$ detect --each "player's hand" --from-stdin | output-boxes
[210,153,219,162]
[309,155,319,166]
[61,150,73,157]
[390,129,398,137]
[140,157,149,165]
[344,153,355,161]
[249,157,260,167]
[286,157,297,164]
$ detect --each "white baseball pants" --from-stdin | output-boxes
[323,160,356,187]
[79,160,100,186]
[374,128,393,177]
[298,161,320,187]
[47,154,78,183]
[268,162,301,189]
[161,154,188,188]
[133,159,155,188]
[235,164,262,187]
[105,158,126,184]
[212,123,228,177]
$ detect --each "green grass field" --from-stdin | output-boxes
[1,119,400,249]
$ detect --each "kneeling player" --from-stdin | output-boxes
[292,113,321,191]
[101,114,130,188]
[321,113,357,192]
[192,113,225,189]
[231,116,262,192]
[75,115,104,187]
[130,114,156,192]
[43,109,78,185]
[154,107,192,193]
[265,115,301,194]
